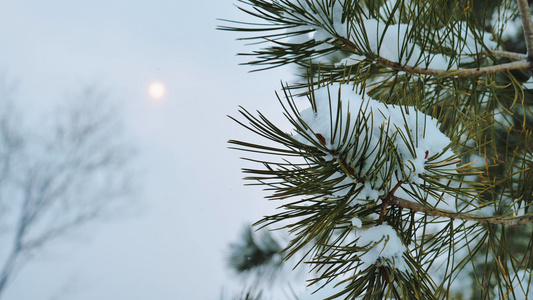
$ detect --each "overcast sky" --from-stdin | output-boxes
[0,1,297,299]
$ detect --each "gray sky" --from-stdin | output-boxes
[0,1,292,299]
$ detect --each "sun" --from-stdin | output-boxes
[148,82,166,99]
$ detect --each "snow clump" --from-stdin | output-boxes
[356,224,408,271]
[297,83,455,188]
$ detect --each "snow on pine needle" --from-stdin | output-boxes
[283,0,496,69]
[295,83,458,199]
[356,224,408,272]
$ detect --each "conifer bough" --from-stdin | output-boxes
[222,0,533,298]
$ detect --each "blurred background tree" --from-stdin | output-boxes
[221,0,533,298]
[0,81,135,299]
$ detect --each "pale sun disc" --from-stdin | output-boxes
[148,82,166,99]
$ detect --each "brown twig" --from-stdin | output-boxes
[517,0,533,60]
[483,50,527,60]
[381,194,533,226]
[377,203,388,225]
[338,37,531,78]
[376,57,529,78]
[377,181,403,225]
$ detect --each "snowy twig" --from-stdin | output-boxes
[517,0,533,61]
[338,37,530,77]
[381,194,533,226]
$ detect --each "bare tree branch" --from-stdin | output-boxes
[0,86,135,299]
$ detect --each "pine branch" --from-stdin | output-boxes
[223,1,533,296]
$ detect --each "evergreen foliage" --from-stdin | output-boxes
[221,0,533,298]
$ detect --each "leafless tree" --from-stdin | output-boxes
[0,83,136,298]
